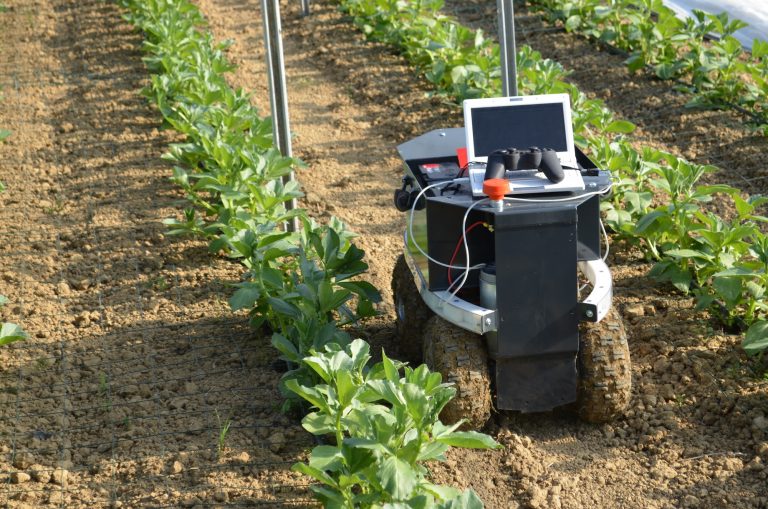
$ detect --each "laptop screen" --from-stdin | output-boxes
[463,94,576,167]
[470,103,569,157]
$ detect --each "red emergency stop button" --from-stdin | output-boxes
[483,178,509,201]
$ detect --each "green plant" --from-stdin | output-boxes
[145,275,168,291]
[97,371,112,413]
[288,339,500,508]
[0,322,25,346]
[215,409,232,458]
[0,295,26,347]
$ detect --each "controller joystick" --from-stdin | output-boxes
[503,147,520,169]
[517,146,542,169]
[538,148,565,183]
[484,150,508,180]
[483,146,565,184]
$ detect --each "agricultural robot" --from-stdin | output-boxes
[390,105,632,428]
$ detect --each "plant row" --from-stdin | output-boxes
[116,0,501,507]
[338,0,768,357]
[529,0,768,135]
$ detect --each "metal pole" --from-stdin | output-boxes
[497,0,518,96]
[262,0,299,231]
[300,0,310,16]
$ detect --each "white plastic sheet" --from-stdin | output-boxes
[664,0,768,49]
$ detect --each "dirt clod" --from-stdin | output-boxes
[11,472,31,484]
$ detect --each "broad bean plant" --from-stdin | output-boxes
[118,0,501,505]
[0,295,26,347]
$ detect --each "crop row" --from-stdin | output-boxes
[338,0,768,358]
[116,0,500,507]
[529,0,768,135]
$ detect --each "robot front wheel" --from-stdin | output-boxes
[576,307,632,423]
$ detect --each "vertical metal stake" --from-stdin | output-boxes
[262,0,299,232]
[300,0,310,17]
[497,0,518,96]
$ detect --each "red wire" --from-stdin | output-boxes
[447,221,486,286]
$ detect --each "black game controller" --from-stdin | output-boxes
[484,147,565,183]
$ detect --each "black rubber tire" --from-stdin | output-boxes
[422,315,492,430]
[391,254,433,363]
[577,307,632,423]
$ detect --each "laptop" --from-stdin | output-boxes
[462,93,585,196]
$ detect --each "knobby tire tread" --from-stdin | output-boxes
[423,315,491,430]
[577,307,632,423]
[391,254,433,363]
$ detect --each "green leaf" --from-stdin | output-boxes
[336,369,358,407]
[348,338,370,371]
[450,65,469,84]
[744,321,768,356]
[564,14,582,32]
[416,441,450,462]
[625,53,646,73]
[302,411,336,435]
[421,482,461,503]
[318,280,334,312]
[271,333,299,362]
[752,39,768,59]
[434,430,502,449]
[712,276,742,307]
[345,437,388,454]
[0,295,8,307]
[654,62,678,80]
[267,297,301,319]
[308,445,344,471]
[381,350,399,383]
[303,355,332,385]
[377,456,417,501]
[441,489,484,509]
[0,129,11,141]
[322,228,341,267]
[285,379,330,413]
[402,383,428,425]
[605,120,635,134]
[341,445,376,477]
[665,249,711,261]
[746,281,765,300]
[338,281,383,303]
[634,210,666,234]
[291,462,339,488]
[0,322,26,346]
[311,485,348,506]
[229,285,261,311]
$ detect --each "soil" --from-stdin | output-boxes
[0,0,766,508]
